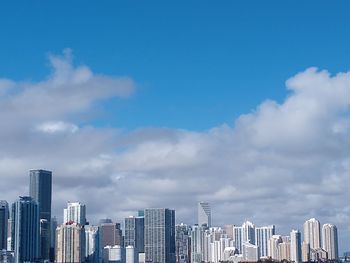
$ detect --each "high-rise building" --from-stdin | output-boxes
[144,208,175,263]
[322,224,338,260]
[175,224,190,263]
[50,216,58,262]
[11,196,40,263]
[278,239,291,261]
[303,218,321,249]
[85,225,100,263]
[242,242,258,261]
[56,222,85,263]
[99,219,124,250]
[268,235,283,260]
[191,225,205,263]
[0,201,9,250]
[232,226,243,253]
[242,221,255,245]
[197,202,211,228]
[301,242,310,262]
[63,202,86,225]
[125,216,145,253]
[115,223,123,247]
[290,230,302,263]
[224,225,234,239]
[126,246,137,263]
[29,169,52,261]
[255,225,275,258]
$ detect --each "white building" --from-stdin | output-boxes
[242,241,258,261]
[242,221,255,245]
[125,246,137,263]
[191,225,205,263]
[268,235,282,260]
[63,202,86,225]
[103,245,125,263]
[303,218,321,249]
[232,226,243,253]
[255,225,275,258]
[198,202,211,228]
[85,225,99,263]
[290,230,302,263]
[322,224,338,260]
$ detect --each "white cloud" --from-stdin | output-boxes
[0,55,349,252]
[36,121,79,134]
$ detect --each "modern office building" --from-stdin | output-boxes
[303,218,321,249]
[125,216,144,253]
[29,169,52,261]
[242,221,255,245]
[232,226,243,253]
[56,222,85,263]
[175,224,190,263]
[85,225,100,263]
[50,216,58,262]
[191,224,205,263]
[197,202,211,228]
[290,230,302,263]
[11,196,40,263]
[115,223,123,247]
[0,201,9,250]
[255,225,275,258]
[322,224,338,260]
[63,202,86,225]
[99,219,124,249]
[144,208,175,263]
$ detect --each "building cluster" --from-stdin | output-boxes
[0,170,341,263]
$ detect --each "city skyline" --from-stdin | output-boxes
[1,0,350,257]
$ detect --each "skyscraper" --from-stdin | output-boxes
[191,225,205,263]
[29,169,52,261]
[0,201,9,250]
[322,224,338,260]
[242,221,255,245]
[125,216,145,253]
[290,230,302,263]
[11,196,40,263]
[197,202,211,228]
[56,222,85,263]
[175,224,190,263]
[144,208,175,263]
[85,225,100,263]
[232,226,243,253]
[303,218,321,250]
[255,225,275,258]
[63,202,86,225]
[99,219,124,249]
[50,216,58,262]
[268,235,283,260]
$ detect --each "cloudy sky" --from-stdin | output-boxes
[1,1,350,253]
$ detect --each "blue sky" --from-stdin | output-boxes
[2,1,350,130]
[2,1,350,253]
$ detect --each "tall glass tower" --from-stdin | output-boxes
[29,169,52,261]
[0,201,9,250]
[144,208,175,263]
[197,202,211,228]
[11,196,40,263]
[125,216,145,253]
